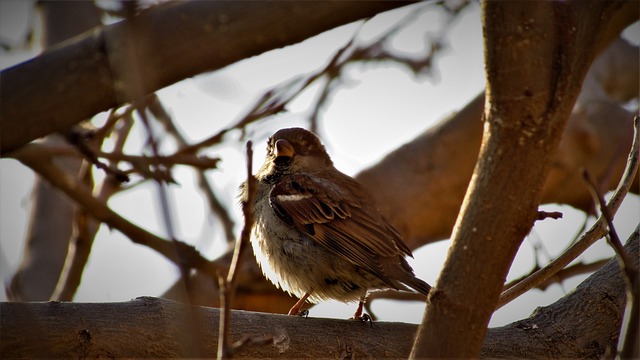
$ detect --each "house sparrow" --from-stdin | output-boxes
[241,127,431,318]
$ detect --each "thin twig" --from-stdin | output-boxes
[66,126,130,183]
[497,116,639,309]
[134,100,196,302]
[146,94,236,243]
[582,137,639,358]
[138,98,208,355]
[52,115,133,301]
[177,1,465,156]
[11,142,223,278]
[218,141,255,360]
[91,105,134,141]
[502,259,609,292]
[582,169,638,276]
[96,151,220,169]
[536,210,563,220]
[568,214,590,246]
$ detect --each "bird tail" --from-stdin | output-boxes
[404,276,431,296]
[394,257,431,296]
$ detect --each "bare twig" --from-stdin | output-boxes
[536,210,563,220]
[65,123,130,183]
[134,100,196,302]
[11,143,222,278]
[497,116,639,309]
[145,94,236,243]
[568,214,590,246]
[582,169,638,276]
[177,1,467,156]
[502,259,610,292]
[96,151,220,170]
[582,161,639,358]
[91,105,135,140]
[218,141,255,359]
[52,115,133,301]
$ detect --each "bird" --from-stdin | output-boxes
[241,127,431,319]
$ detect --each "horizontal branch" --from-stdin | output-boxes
[2,227,636,358]
[0,1,416,154]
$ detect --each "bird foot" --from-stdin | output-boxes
[349,313,373,326]
[288,291,312,316]
[296,309,310,318]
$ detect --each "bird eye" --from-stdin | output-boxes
[274,156,292,166]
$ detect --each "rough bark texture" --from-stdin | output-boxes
[481,226,638,358]
[0,0,416,154]
[411,1,634,358]
[2,229,636,358]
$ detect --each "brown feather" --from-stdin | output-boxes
[270,172,411,288]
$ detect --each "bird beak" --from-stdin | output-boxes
[275,139,295,158]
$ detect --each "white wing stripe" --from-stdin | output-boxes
[277,193,313,202]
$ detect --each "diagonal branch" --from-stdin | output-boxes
[10,142,222,278]
[497,115,639,309]
[0,1,417,154]
[582,162,639,358]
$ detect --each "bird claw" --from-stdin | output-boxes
[361,313,373,327]
[297,309,309,318]
[349,313,373,327]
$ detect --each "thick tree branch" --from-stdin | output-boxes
[2,229,636,358]
[411,1,633,358]
[483,226,639,359]
[0,1,416,154]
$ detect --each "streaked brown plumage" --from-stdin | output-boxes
[242,127,431,318]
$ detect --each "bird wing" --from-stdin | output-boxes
[269,173,412,288]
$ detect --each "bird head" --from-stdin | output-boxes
[257,128,333,182]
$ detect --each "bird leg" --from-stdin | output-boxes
[351,300,365,320]
[288,291,312,315]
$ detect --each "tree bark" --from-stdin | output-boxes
[0,0,416,154]
[411,1,634,358]
[2,228,636,358]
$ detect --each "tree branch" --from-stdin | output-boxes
[2,228,636,358]
[218,141,256,359]
[356,37,638,248]
[10,143,222,278]
[51,113,132,301]
[0,1,417,154]
[497,116,639,309]
[5,1,102,301]
[411,1,633,357]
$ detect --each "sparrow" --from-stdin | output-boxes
[241,127,431,319]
